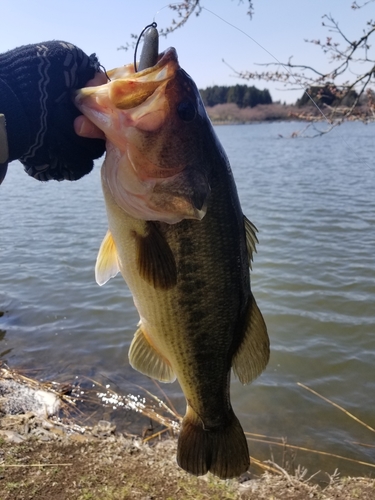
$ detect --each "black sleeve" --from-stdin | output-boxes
[0,41,105,181]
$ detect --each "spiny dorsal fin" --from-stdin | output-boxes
[135,222,177,290]
[244,216,258,269]
[95,230,120,286]
[129,324,176,383]
[232,294,269,384]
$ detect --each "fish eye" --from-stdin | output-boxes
[177,100,196,122]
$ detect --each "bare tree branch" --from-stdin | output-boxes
[118,1,374,137]
[351,0,375,10]
[159,1,202,36]
[227,3,375,135]
[119,1,254,51]
[158,0,254,35]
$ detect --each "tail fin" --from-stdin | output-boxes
[177,406,249,479]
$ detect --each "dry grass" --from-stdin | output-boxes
[206,103,299,124]
[205,102,375,128]
[1,362,375,499]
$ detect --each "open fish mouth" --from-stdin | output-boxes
[103,48,181,111]
[75,47,180,116]
[75,47,211,224]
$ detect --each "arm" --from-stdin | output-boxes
[0,40,106,184]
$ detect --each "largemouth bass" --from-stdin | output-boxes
[75,48,269,479]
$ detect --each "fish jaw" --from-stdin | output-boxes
[75,48,211,224]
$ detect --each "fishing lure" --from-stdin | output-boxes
[134,22,159,72]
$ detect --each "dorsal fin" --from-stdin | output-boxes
[244,216,258,269]
[95,230,120,286]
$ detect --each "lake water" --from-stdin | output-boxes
[1,121,374,478]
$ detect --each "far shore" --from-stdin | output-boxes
[205,102,374,125]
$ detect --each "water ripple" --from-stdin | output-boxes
[1,122,375,475]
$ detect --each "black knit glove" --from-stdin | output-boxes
[0,41,105,181]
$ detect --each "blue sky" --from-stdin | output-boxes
[2,0,372,103]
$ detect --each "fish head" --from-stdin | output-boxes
[75,48,211,224]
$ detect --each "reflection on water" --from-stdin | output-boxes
[1,121,374,476]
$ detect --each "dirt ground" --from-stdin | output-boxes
[1,366,374,500]
[1,415,375,499]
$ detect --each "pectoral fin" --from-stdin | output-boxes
[129,325,176,383]
[232,294,269,384]
[95,230,120,286]
[244,216,258,269]
[135,222,177,290]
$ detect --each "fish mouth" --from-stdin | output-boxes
[107,47,180,83]
[76,47,211,224]
[74,48,179,117]
[79,48,180,113]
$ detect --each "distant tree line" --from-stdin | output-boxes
[199,85,273,108]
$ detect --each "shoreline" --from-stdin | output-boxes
[1,364,374,499]
[205,102,375,126]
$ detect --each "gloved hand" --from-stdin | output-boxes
[0,41,106,181]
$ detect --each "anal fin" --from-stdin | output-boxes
[129,325,176,383]
[232,294,270,384]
